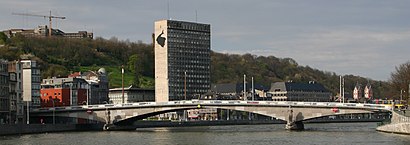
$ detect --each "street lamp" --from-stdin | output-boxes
[69,83,73,106]
[86,83,89,106]
[183,71,187,121]
[400,90,406,104]
[244,74,246,101]
[52,98,55,124]
[121,65,125,104]
[184,71,187,100]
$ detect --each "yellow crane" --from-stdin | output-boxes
[12,11,66,37]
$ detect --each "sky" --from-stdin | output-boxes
[1,0,410,81]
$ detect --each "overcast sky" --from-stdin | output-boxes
[1,0,410,81]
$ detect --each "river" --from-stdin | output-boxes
[1,122,409,145]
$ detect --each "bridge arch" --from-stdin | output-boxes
[113,105,376,126]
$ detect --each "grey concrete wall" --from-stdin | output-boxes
[376,111,410,134]
[0,124,103,136]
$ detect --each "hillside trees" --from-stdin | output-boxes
[0,35,154,87]
[0,35,391,97]
[0,32,8,45]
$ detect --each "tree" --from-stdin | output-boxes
[390,61,410,101]
[127,54,143,87]
[0,32,8,45]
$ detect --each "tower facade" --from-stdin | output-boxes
[21,60,41,108]
[154,20,211,102]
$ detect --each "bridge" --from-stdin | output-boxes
[31,100,392,130]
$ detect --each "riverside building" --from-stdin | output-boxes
[21,60,41,108]
[0,59,9,124]
[268,81,332,102]
[154,20,211,102]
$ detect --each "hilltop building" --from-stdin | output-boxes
[267,81,332,102]
[3,25,93,39]
[154,20,211,102]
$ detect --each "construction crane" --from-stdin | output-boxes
[12,11,66,37]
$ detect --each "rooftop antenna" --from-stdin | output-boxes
[167,0,170,20]
[195,10,197,22]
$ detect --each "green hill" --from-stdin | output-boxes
[0,33,391,98]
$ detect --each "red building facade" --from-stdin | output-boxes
[41,77,88,107]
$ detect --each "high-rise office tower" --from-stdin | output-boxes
[154,20,211,102]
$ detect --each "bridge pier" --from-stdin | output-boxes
[103,124,111,131]
[285,121,304,130]
[285,108,304,130]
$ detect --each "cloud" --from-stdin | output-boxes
[242,28,410,80]
[1,0,410,81]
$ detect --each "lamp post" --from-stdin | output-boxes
[86,83,89,106]
[252,77,254,101]
[244,74,246,101]
[183,71,187,121]
[69,83,73,106]
[184,71,187,100]
[122,65,124,104]
[400,89,404,104]
[342,77,345,103]
[52,98,55,124]
[26,101,29,124]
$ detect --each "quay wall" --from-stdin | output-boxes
[0,124,103,136]
[376,111,410,134]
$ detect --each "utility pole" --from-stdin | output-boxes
[122,65,124,104]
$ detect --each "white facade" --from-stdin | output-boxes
[108,86,154,104]
[353,85,362,100]
[21,60,41,108]
[364,84,372,99]
[154,20,211,102]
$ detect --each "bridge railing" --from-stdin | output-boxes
[31,100,391,112]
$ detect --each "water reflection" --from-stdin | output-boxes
[1,123,410,145]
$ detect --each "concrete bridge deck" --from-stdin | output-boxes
[31,101,391,130]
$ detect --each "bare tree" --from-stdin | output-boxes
[390,61,410,101]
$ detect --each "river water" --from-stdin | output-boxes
[1,123,410,145]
